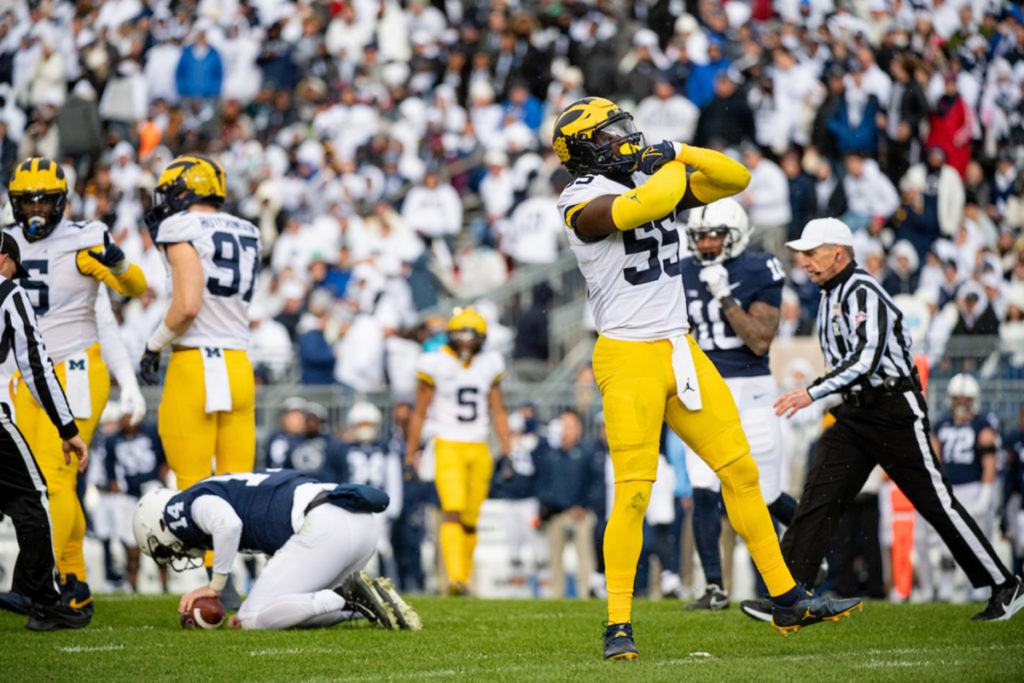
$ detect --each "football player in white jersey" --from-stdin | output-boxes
[551,98,861,659]
[1,158,147,619]
[404,308,511,595]
[139,155,261,492]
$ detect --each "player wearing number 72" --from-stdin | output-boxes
[140,155,261,492]
[552,97,860,660]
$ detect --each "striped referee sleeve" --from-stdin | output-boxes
[808,284,888,400]
[1,281,78,439]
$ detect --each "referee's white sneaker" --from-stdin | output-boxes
[972,576,1024,622]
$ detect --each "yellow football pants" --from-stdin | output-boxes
[434,438,493,585]
[12,342,109,581]
[593,335,794,623]
[158,349,255,492]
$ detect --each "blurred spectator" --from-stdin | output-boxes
[249,305,295,382]
[883,241,922,296]
[634,78,699,146]
[952,281,1000,336]
[901,146,965,240]
[401,169,463,243]
[740,143,790,258]
[827,60,883,156]
[297,289,337,385]
[694,71,755,148]
[687,36,731,109]
[926,73,973,178]
[842,151,900,232]
[175,29,223,100]
[513,283,553,383]
[781,148,816,242]
[884,56,929,182]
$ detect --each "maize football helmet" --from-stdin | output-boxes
[132,488,205,571]
[8,158,67,241]
[447,307,487,360]
[552,98,644,178]
[686,198,751,266]
[145,154,227,235]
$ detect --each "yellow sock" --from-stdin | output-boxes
[718,456,796,596]
[603,480,653,624]
[461,530,478,584]
[440,522,465,585]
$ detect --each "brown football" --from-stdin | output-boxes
[180,596,226,630]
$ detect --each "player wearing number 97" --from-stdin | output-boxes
[680,199,798,610]
[552,97,860,660]
[2,157,147,617]
[140,155,261,492]
[404,308,511,596]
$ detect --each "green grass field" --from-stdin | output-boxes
[2,595,1023,681]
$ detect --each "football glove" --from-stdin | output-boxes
[698,264,738,301]
[636,140,681,175]
[139,349,161,386]
[87,231,129,275]
[497,455,515,481]
[120,382,147,426]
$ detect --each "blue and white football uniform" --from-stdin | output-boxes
[680,251,786,503]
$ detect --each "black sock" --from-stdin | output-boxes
[772,583,807,607]
[706,577,722,589]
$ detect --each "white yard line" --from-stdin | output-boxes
[56,644,125,653]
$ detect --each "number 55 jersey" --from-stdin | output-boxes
[152,211,261,350]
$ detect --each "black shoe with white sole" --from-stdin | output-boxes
[740,599,773,622]
[972,576,1024,622]
[684,584,730,611]
[337,571,398,629]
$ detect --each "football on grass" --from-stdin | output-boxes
[180,597,225,630]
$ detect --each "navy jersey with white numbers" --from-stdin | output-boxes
[339,441,404,518]
[266,431,346,483]
[935,414,1000,485]
[680,251,785,378]
[104,424,165,497]
[163,469,315,555]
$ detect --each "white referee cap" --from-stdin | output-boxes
[785,218,854,252]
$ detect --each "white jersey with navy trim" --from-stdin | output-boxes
[4,219,109,363]
[557,172,689,341]
[154,211,261,349]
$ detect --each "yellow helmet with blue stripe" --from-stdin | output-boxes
[447,307,487,359]
[8,158,67,241]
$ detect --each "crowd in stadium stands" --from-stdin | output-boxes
[1,0,1023,599]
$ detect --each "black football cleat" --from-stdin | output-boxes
[0,591,32,615]
[972,576,1024,622]
[772,594,862,634]
[372,577,422,631]
[740,599,773,622]
[684,584,729,611]
[60,574,94,620]
[337,571,398,629]
[603,622,639,660]
[25,601,91,631]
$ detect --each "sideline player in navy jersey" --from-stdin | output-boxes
[917,374,1001,602]
[1003,405,1024,575]
[680,198,797,610]
[104,416,168,591]
[266,399,345,483]
[132,468,421,631]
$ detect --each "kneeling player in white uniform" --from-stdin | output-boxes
[132,468,421,631]
[916,373,1001,602]
[680,199,797,608]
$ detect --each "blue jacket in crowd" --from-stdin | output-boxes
[176,44,223,98]
[532,437,602,512]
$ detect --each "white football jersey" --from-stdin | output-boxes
[5,219,110,364]
[154,211,261,349]
[557,173,690,341]
[416,348,506,443]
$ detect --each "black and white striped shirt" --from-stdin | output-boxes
[807,262,916,401]
[0,277,78,438]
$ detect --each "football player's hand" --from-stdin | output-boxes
[497,455,515,481]
[180,585,221,614]
[698,264,733,300]
[87,232,129,275]
[120,383,147,425]
[635,140,681,175]
[62,435,89,472]
[139,349,162,386]
[774,388,813,419]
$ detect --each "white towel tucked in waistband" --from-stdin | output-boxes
[64,351,93,419]
[670,335,702,411]
[201,348,232,413]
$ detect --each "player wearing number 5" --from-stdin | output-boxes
[552,98,860,660]
[404,308,511,596]
[1,158,146,619]
[139,155,260,492]
[679,199,797,610]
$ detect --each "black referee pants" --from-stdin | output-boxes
[0,409,61,605]
[781,389,1012,590]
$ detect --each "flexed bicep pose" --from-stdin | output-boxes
[551,98,860,660]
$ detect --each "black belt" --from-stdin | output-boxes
[304,490,332,515]
[841,376,918,407]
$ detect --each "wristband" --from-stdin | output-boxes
[209,572,228,592]
[146,322,179,352]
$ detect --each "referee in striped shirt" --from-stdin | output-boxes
[0,232,91,630]
[770,218,1023,622]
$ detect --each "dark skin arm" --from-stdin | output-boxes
[719,300,780,357]
[404,380,435,468]
[574,185,706,240]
